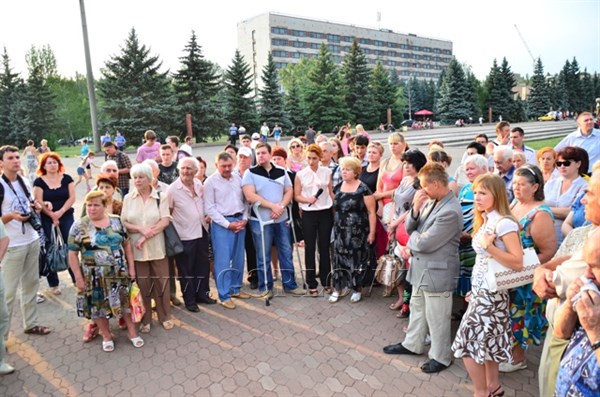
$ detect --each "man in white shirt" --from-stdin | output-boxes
[510,127,537,165]
[555,112,600,174]
[0,145,51,338]
[204,152,250,309]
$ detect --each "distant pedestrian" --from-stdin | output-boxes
[260,122,270,143]
[229,123,238,146]
[114,131,126,151]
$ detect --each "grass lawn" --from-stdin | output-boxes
[527,137,563,150]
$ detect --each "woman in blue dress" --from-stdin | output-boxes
[502,165,557,373]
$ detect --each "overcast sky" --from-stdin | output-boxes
[1,0,598,81]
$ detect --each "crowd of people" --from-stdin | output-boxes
[0,113,599,397]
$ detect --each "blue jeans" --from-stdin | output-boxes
[211,217,246,302]
[249,220,297,292]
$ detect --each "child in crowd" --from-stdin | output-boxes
[74,151,98,192]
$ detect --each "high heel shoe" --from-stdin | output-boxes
[488,385,504,397]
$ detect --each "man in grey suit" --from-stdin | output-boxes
[383,162,463,374]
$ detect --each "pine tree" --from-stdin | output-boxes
[580,69,594,113]
[485,58,515,121]
[0,47,21,145]
[223,50,257,131]
[258,52,289,130]
[25,61,56,145]
[369,63,397,126]
[98,28,178,144]
[283,73,304,131]
[565,58,584,112]
[48,74,91,145]
[174,30,224,142]
[528,58,551,118]
[435,57,472,124]
[341,41,374,126]
[303,44,348,132]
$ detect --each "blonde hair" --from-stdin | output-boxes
[338,156,362,178]
[388,132,406,145]
[84,190,107,206]
[472,174,516,234]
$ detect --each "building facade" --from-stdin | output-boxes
[238,12,453,93]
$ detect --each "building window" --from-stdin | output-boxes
[412,46,420,51]
[374,40,384,46]
[401,52,410,58]
[328,44,340,53]
[327,34,340,42]
[413,54,420,60]
[433,48,441,54]
[388,50,396,57]
[388,42,397,48]
[310,43,320,49]
[400,44,408,49]
[374,49,385,56]
[388,60,396,66]
[271,27,287,35]
[310,32,323,39]
[423,47,431,53]
[360,38,370,45]
[364,48,370,55]
[272,50,287,58]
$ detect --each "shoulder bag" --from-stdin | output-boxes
[483,217,541,292]
[375,240,406,288]
[47,225,69,272]
[156,193,184,257]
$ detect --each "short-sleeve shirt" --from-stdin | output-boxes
[121,187,171,261]
[115,135,126,148]
[544,176,587,243]
[33,174,75,219]
[166,178,206,241]
[158,162,179,185]
[0,176,39,247]
[296,166,332,211]
[106,151,132,191]
[135,142,161,163]
[242,163,291,223]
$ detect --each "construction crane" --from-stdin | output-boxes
[514,24,537,70]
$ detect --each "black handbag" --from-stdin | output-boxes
[47,225,69,272]
[156,195,184,257]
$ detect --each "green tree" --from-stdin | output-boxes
[485,58,516,121]
[25,44,58,81]
[47,74,91,145]
[0,47,22,145]
[528,58,551,118]
[25,61,56,145]
[303,44,348,132]
[98,28,178,145]
[258,52,289,130]
[223,50,257,131]
[283,73,304,131]
[565,57,584,112]
[341,41,374,126]
[435,57,472,124]
[173,30,224,142]
[369,63,398,126]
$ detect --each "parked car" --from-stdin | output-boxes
[538,111,558,121]
[57,138,75,146]
[75,136,94,145]
[400,119,415,127]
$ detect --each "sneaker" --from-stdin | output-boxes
[350,292,362,303]
[329,291,340,303]
[499,361,527,373]
[0,362,15,375]
[285,287,306,296]
[36,293,45,304]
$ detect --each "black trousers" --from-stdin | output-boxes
[302,209,333,290]
[245,227,257,284]
[175,236,210,307]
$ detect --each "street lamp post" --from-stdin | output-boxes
[79,0,100,151]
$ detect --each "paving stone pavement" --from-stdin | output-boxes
[1,268,542,397]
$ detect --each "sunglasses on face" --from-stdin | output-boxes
[556,160,572,167]
[291,145,301,149]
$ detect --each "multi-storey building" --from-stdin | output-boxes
[238,12,453,93]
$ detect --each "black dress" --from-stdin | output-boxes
[360,165,379,193]
[333,181,372,291]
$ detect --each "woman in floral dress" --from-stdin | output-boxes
[68,191,143,352]
[452,174,523,397]
[331,157,376,304]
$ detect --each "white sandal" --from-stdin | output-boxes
[328,291,340,304]
[350,292,362,303]
[102,339,115,352]
[129,336,144,348]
